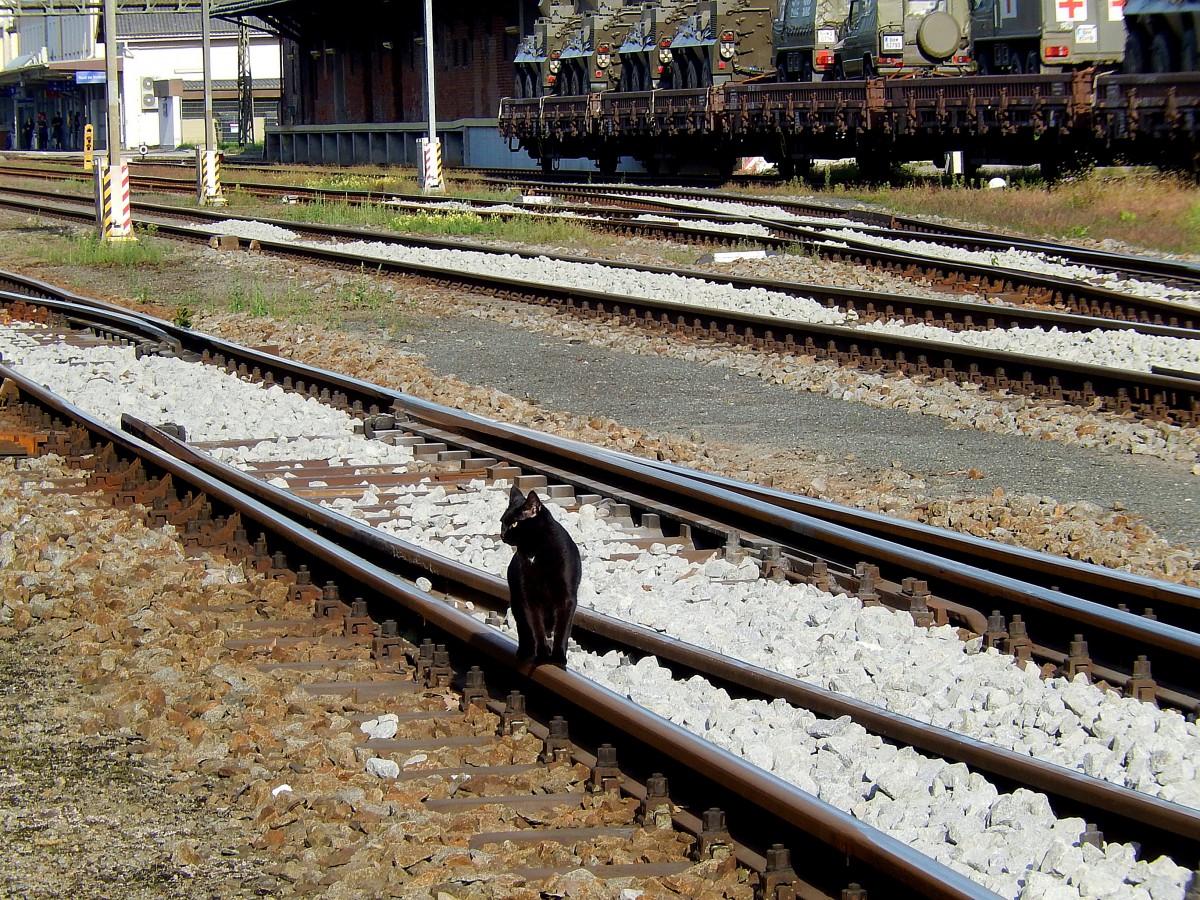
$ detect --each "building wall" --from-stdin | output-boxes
[283,1,524,127]
[121,36,280,147]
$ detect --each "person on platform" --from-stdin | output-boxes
[21,118,33,150]
[36,112,48,150]
[51,113,64,150]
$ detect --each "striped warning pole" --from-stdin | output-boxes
[197,148,227,206]
[95,160,136,242]
[421,136,444,194]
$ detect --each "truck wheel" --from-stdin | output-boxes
[1149,31,1173,72]
[1182,29,1198,70]
[1123,31,1146,73]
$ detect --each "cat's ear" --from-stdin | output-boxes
[523,491,543,516]
[508,483,525,506]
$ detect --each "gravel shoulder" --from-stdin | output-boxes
[396,308,1199,543]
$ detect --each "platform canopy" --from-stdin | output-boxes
[211,0,306,39]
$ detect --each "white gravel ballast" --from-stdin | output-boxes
[196,218,1200,377]
[3,320,1199,899]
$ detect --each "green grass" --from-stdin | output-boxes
[336,265,392,310]
[39,232,171,268]
[225,280,312,320]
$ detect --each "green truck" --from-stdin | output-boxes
[970,0,1125,73]
[775,0,974,79]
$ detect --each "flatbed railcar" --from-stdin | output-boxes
[498,70,1200,177]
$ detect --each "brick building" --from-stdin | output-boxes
[214,0,541,166]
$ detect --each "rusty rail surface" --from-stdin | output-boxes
[2,190,1198,429]
[121,410,1200,865]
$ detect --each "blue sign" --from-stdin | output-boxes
[75,71,106,84]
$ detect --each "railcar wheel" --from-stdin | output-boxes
[976,50,991,75]
[776,56,790,82]
[1025,51,1041,74]
[800,57,815,81]
[863,56,877,78]
[1010,51,1024,75]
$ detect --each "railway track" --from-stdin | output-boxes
[4,282,1200,896]
[3,161,1199,329]
[0,351,1006,900]
[4,304,1200,897]
[0,185,1198,432]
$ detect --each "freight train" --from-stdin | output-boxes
[503,1,1200,176]
[514,0,1132,99]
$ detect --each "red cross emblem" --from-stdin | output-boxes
[1057,0,1086,20]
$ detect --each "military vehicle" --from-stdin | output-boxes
[513,4,581,97]
[552,1,644,94]
[773,0,851,80]
[661,0,779,88]
[618,1,696,90]
[832,0,975,78]
[1122,0,1198,71]
[970,0,1125,73]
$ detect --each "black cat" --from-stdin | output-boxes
[500,484,582,666]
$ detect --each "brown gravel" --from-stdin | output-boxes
[0,456,749,900]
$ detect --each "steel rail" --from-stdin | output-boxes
[0,288,179,351]
[2,166,1197,330]
[124,412,1200,865]
[3,276,1198,700]
[492,179,1200,289]
[0,363,998,900]
[3,182,1198,345]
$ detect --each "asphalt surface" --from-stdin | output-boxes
[404,313,1200,547]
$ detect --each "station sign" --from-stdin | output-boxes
[75,71,106,84]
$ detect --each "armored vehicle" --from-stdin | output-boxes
[1122,0,1198,71]
[971,0,1125,73]
[774,0,852,80]
[662,0,779,88]
[834,0,975,77]
[618,2,696,90]
[553,1,644,94]
[513,4,582,97]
